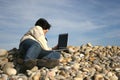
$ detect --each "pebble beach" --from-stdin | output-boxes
[0,43,120,80]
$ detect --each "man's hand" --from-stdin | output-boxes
[52,44,58,50]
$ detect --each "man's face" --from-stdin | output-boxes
[43,29,49,35]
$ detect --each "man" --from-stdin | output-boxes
[19,18,60,70]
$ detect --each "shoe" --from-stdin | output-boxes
[37,58,59,69]
[24,59,37,69]
[19,59,37,73]
[16,58,24,64]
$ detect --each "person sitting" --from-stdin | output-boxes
[18,18,61,70]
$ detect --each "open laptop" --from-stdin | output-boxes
[54,33,68,51]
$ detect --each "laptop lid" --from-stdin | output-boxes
[58,33,68,49]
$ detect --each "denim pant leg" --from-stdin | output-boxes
[38,50,61,59]
[19,39,41,61]
[19,39,61,60]
[43,51,61,59]
[25,43,41,60]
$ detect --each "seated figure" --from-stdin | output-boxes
[19,18,60,70]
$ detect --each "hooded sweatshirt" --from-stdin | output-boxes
[20,26,51,50]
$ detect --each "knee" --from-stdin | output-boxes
[53,51,61,59]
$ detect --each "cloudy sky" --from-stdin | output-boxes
[0,0,120,50]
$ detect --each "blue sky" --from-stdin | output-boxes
[0,0,120,50]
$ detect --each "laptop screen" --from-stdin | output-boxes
[58,33,68,49]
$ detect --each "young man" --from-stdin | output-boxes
[19,18,60,70]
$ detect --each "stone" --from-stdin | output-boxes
[86,43,93,47]
[67,46,75,53]
[2,62,17,75]
[94,74,104,80]
[107,72,118,80]
[74,77,83,80]
[0,49,8,58]
[32,71,41,80]
[4,67,17,76]
[0,74,8,80]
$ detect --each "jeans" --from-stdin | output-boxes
[19,39,60,61]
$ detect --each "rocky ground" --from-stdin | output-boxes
[0,43,120,80]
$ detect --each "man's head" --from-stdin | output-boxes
[35,18,51,30]
[35,18,51,34]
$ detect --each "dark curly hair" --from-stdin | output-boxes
[35,18,51,30]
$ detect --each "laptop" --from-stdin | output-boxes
[54,33,68,51]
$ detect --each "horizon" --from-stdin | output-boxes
[0,0,120,50]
